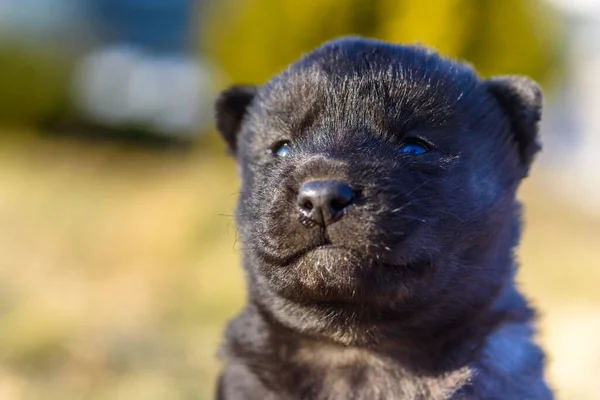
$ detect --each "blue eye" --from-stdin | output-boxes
[400,140,430,155]
[272,141,291,157]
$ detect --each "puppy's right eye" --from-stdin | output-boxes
[398,138,431,156]
[271,141,291,157]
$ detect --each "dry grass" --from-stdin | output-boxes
[0,131,598,399]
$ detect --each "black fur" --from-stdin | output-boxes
[216,85,258,155]
[214,37,552,400]
[484,76,543,176]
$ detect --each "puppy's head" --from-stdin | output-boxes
[216,37,542,337]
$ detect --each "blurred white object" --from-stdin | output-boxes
[546,0,600,17]
[540,0,600,219]
[72,45,215,138]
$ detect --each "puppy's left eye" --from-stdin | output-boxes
[399,139,430,155]
[270,141,291,157]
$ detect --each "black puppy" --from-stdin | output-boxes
[214,37,553,400]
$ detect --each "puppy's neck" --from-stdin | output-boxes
[244,272,532,375]
[222,278,541,400]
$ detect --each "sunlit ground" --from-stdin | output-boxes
[0,130,598,399]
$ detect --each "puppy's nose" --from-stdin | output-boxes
[297,180,354,226]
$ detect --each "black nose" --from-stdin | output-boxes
[297,180,355,226]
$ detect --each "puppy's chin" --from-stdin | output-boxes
[261,244,433,304]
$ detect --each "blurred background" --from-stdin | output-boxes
[0,0,598,399]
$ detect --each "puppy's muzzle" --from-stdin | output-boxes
[297,180,355,227]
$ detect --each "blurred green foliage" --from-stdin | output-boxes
[205,0,562,85]
[0,45,69,127]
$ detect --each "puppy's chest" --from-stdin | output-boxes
[282,345,474,400]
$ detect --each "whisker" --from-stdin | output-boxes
[398,215,427,223]
[391,201,412,213]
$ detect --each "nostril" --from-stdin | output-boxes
[299,199,313,212]
[329,183,354,213]
[330,198,350,213]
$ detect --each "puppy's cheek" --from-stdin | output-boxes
[470,179,502,211]
[460,161,510,213]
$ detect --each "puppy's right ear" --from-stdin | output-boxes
[215,85,258,156]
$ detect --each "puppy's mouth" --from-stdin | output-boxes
[258,239,428,273]
[308,243,337,251]
[257,240,352,265]
[254,212,431,278]
[303,243,358,260]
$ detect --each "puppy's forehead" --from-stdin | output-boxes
[252,38,481,135]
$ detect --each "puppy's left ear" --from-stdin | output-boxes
[484,76,543,176]
[215,85,258,156]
